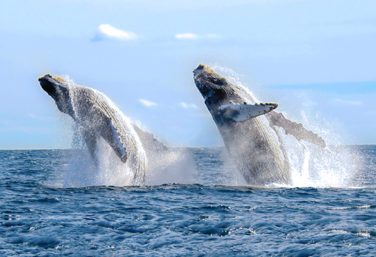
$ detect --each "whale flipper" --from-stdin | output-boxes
[218,103,278,122]
[268,111,326,148]
[101,118,128,162]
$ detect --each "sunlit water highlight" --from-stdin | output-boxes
[1,147,375,256]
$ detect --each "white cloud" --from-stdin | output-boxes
[333,98,362,106]
[180,102,198,109]
[95,24,137,41]
[139,99,157,107]
[175,33,198,40]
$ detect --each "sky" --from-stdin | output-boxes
[0,0,375,149]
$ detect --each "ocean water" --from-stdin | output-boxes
[1,146,376,256]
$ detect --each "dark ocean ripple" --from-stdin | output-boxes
[1,147,376,256]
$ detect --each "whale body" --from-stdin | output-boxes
[38,74,164,184]
[193,64,326,185]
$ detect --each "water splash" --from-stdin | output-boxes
[145,148,198,185]
[210,65,363,188]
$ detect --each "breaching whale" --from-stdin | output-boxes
[193,64,326,185]
[39,74,166,184]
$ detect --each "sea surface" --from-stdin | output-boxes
[1,146,376,256]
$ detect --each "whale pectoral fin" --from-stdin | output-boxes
[268,111,326,148]
[219,103,278,122]
[83,130,98,164]
[102,117,128,163]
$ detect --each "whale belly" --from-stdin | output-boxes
[219,115,290,184]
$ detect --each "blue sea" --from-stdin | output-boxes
[1,146,376,256]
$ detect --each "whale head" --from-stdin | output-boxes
[193,64,243,110]
[38,74,75,118]
[194,64,278,125]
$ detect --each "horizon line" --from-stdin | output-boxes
[0,144,375,151]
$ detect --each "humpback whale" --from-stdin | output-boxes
[193,64,326,185]
[38,74,160,184]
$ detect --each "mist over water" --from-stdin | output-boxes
[56,143,198,188]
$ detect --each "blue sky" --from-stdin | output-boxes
[0,0,375,148]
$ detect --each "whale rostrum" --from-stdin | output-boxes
[193,64,326,185]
